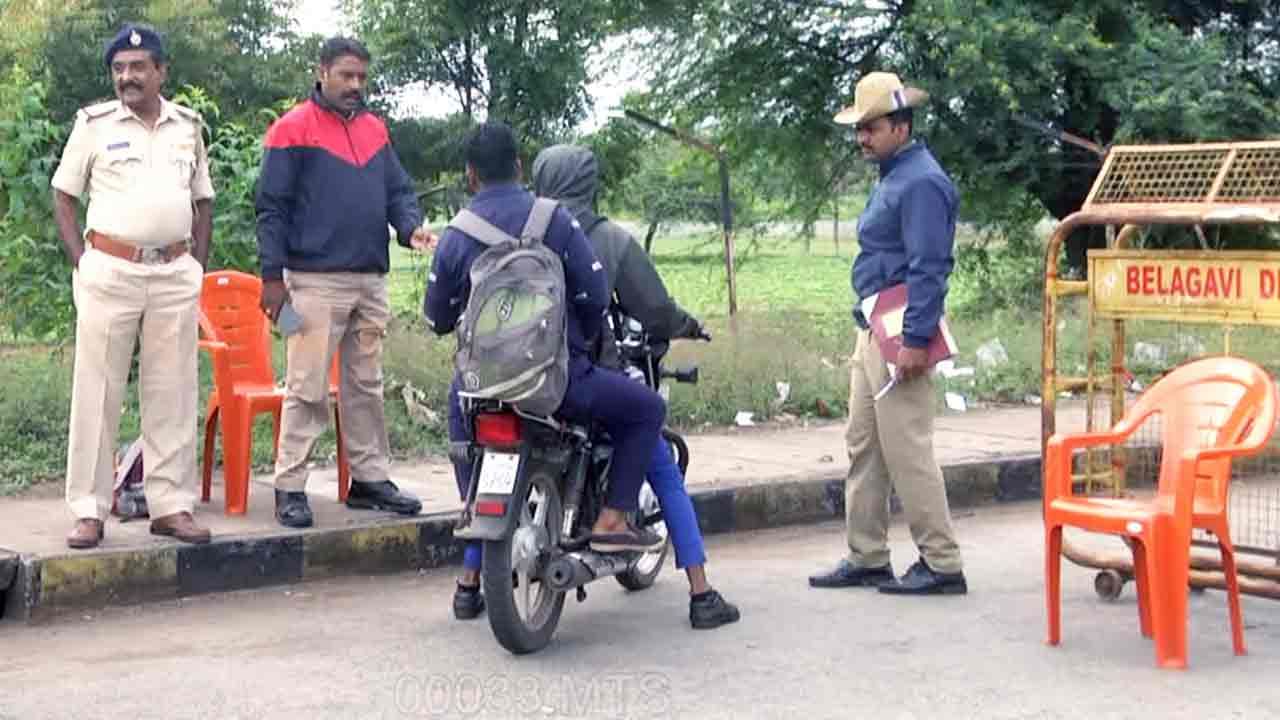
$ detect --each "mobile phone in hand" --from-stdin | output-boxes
[275,301,303,336]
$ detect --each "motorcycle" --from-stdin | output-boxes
[452,314,706,655]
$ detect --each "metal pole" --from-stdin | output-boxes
[719,155,737,316]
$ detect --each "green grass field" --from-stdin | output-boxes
[10,220,1278,494]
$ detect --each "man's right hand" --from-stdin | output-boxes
[260,279,288,322]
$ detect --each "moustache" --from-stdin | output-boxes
[118,83,143,92]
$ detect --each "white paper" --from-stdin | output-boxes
[860,293,879,324]
[945,392,968,412]
[734,411,756,427]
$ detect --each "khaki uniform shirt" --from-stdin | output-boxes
[51,97,215,248]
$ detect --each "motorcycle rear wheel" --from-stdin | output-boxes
[482,471,566,655]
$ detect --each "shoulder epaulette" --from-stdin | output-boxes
[172,103,202,122]
[80,100,120,121]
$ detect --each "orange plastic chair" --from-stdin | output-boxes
[1044,356,1277,669]
[198,270,350,514]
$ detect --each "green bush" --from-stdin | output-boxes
[0,350,75,493]
[0,68,72,341]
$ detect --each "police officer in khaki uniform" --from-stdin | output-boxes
[51,23,215,549]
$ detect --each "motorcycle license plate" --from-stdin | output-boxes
[476,452,519,495]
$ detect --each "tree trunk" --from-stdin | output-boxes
[833,197,839,253]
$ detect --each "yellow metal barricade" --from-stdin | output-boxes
[1043,141,1280,600]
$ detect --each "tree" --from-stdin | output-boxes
[350,0,650,140]
[631,0,903,246]
[22,0,314,126]
[632,0,1280,271]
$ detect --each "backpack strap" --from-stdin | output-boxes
[447,209,518,247]
[519,198,558,247]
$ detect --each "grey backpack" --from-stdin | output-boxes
[448,198,569,416]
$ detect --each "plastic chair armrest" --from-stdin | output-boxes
[198,340,234,397]
[1044,429,1134,501]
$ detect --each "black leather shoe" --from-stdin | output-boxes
[453,583,485,620]
[690,589,741,630]
[808,559,894,588]
[275,489,313,528]
[346,480,422,515]
[878,558,968,595]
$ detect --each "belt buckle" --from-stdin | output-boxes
[138,247,167,265]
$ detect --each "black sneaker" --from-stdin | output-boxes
[690,589,741,630]
[453,583,485,620]
[346,480,422,516]
[878,558,968,595]
[589,522,665,553]
[275,489,314,528]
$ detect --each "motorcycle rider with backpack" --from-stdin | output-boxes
[425,122,666,620]
[532,144,741,630]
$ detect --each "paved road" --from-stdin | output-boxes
[3,503,1278,720]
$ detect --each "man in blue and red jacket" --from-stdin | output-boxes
[255,36,433,529]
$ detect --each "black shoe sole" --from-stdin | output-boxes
[275,512,314,529]
[808,573,894,589]
[879,581,968,595]
[346,497,422,515]
[454,596,485,620]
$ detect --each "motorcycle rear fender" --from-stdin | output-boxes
[453,444,535,542]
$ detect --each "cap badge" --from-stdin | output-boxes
[129,30,142,47]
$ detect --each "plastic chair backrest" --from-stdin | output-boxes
[200,270,275,387]
[1122,356,1277,512]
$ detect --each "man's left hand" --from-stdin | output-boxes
[409,226,438,252]
[896,346,930,381]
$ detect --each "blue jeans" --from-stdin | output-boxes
[645,434,707,569]
[449,364,666,571]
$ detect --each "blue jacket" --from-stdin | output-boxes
[853,141,958,348]
[255,87,422,281]
[424,183,608,373]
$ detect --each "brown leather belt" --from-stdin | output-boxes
[88,230,189,265]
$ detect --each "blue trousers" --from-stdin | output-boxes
[646,434,707,569]
[449,364,666,571]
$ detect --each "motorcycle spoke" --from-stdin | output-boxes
[532,491,548,528]
[518,570,533,620]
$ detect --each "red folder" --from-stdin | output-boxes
[864,283,958,368]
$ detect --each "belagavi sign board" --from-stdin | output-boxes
[1089,250,1280,325]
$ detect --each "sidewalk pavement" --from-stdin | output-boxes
[0,400,1095,623]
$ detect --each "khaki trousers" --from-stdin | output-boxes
[65,247,203,521]
[273,271,392,491]
[844,329,962,573]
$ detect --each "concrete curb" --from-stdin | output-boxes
[0,454,1044,624]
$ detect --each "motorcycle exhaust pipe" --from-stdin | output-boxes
[546,551,633,591]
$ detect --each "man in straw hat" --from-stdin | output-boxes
[809,71,968,595]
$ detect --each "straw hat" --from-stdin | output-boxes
[833,72,929,127]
